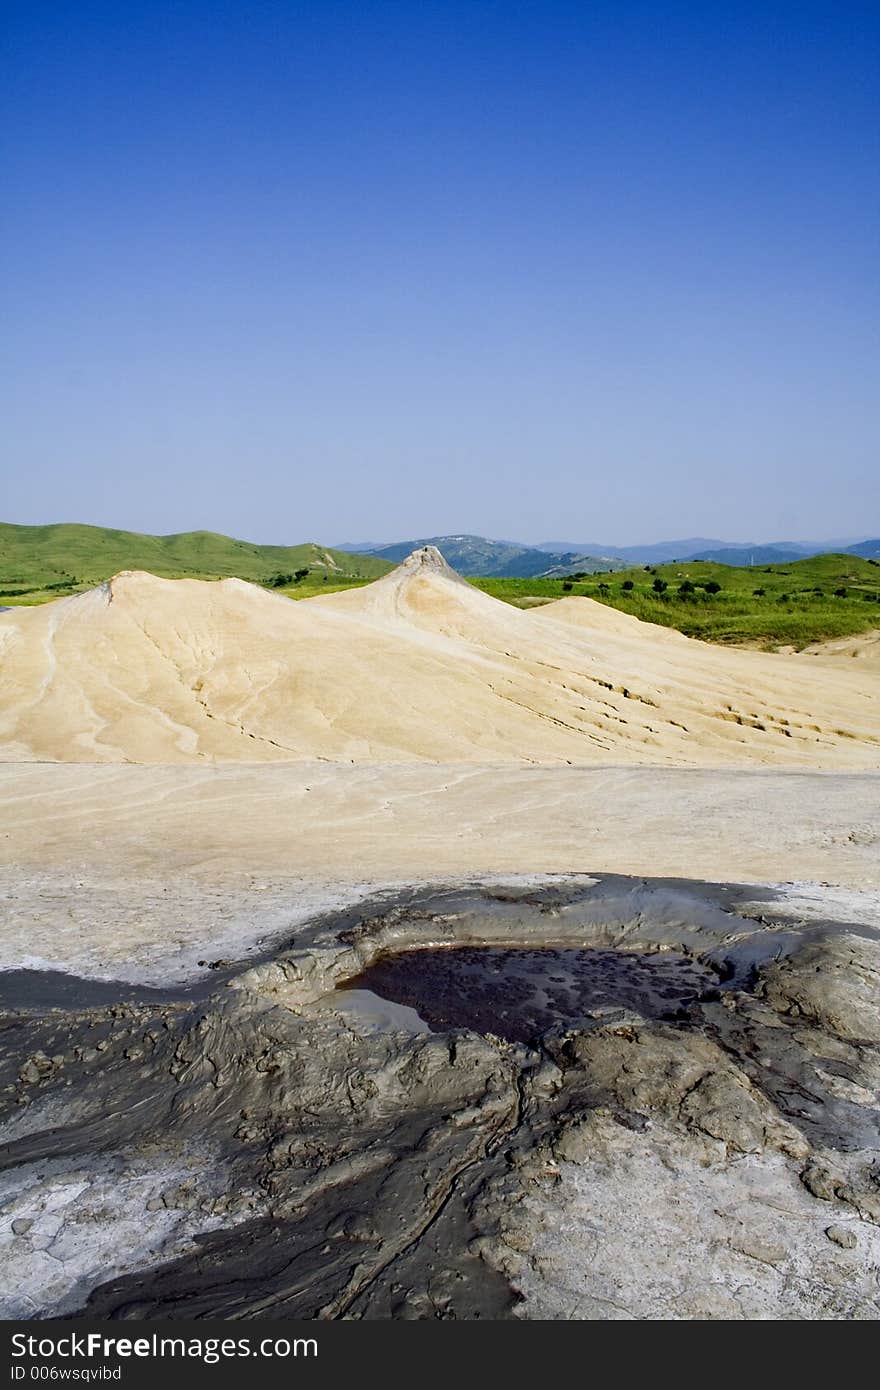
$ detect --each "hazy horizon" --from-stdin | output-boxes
[3,2,878,545]
[1,517,875,553]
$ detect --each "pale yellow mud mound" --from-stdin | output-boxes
[794,629,880,668]
[0,548,877,768]
[526,593,690,640]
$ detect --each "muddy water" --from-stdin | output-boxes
[340,945,719,1043]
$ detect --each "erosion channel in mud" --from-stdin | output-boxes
[341,945,719,1042]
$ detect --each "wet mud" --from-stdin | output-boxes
[342,946,720,1042]
[0,874,878,1320]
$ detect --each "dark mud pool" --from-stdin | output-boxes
[340,945,719,1043]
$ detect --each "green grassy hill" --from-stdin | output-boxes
[0,523,392,603]
[473,554,880,647]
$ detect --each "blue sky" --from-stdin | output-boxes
[2,1,878,545]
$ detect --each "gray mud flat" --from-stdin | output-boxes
[1,874,879,1321]
[0,971,195,1014]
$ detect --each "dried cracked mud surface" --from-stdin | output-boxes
[1,875,879,1321]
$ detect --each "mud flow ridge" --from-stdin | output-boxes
[340,946,721,1043]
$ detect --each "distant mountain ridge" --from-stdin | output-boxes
[847,538,880,560]
[539,537,876,565]
[537,537,743,565]
[342,535,620,577]
[685,545,816,566]
[670,540,878,565]
[338,533,878,573]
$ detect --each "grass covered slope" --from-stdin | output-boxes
[473,553,880,647]
[0,522,392,603]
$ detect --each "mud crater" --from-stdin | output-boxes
[3,876,878,1321]
[340,945,720,1044]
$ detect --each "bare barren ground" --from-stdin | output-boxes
[0,763,878,1320]
[1,553,878,1319]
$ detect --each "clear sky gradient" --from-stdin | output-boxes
[2,1,878,545]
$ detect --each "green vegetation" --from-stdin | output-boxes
[471,554,880,647]
[269,575,375,600]
[0,523,392,604]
